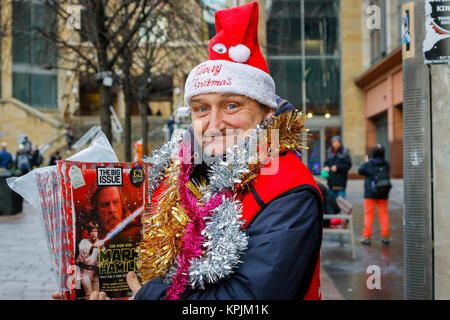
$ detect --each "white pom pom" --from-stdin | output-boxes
[228,44,251,63]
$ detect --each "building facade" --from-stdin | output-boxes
[0,0,207,158]
[264,0,405,177]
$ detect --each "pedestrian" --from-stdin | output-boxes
[21,135,32,154]
[315,178,340,228]
[0,142,13,170]
[15,144,32,175]
[167,117,175,140]
[30,144,43,168]
[75,1,323,301]
[65,126,75,151]
[48,151,62,166]
[323,136,352,199]
[358,144,392,245]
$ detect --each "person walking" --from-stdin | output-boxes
[323,136,352,199]
[0,142,13,170]
[358,144,392,245]
[65,126,75,151]
[15,144,32,175]
[30,144,43,168]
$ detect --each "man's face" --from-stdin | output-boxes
[89,228,98,242]
[190,93,273,157]
[332,140,341,150]
[96,187,123,233]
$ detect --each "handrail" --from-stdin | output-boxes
[0,97,65,129]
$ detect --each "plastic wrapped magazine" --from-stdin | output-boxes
[58,160,145,299]
[6,132,147,299]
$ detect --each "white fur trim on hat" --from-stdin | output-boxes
[184,60,277,109]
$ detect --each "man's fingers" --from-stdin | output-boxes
[89,291,99,300]
[98,291,107,300]
[51,292,62,300]
[127,271,142,294]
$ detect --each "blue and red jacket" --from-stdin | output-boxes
[135,151,323,300]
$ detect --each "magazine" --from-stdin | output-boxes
[58,161,146,299]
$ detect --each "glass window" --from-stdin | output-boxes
[13,72,31,105]
[307,130,321,175]
[12,1,31,64]
[268,58,303,108]
[31,2,57,67]
[369,0,387,64]
[12,0,57,108]
[305,58,340,115]
[31,74,57,108]
[304,0,339,56]
[267,0,302,55]
[203,0,226,40]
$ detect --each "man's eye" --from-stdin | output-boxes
[194,106,209,113]
[226,104,238,111]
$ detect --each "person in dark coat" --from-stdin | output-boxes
[315,179,340,228]
[323,136,352,199]
[81,2,322,301]
[30,144,43,168]
[48,151,62,166]
[358,144,391,245]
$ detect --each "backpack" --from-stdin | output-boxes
[370,161,392,197]
[17,153,31,172]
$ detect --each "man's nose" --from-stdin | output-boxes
[208,108,224,130]
[107,203,116,212]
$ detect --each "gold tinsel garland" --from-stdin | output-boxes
[136,158,188,283]
[136,110,310,283]
[237,110,310,190]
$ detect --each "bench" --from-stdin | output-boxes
[323,196,356,259]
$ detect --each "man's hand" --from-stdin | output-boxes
[51,271,142,300]
[331,165,337,173]
[88,272,142,300]
[126,271,142,300]
[93,240,105,249]
[51,292,63,299]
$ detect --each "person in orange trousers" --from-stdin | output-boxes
[358,144,392,245]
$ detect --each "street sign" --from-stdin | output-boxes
[423,0,450,64]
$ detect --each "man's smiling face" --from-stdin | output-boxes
[189,93,273,157]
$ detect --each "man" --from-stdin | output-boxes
[76,222,103,298]
[65,126,74,151]
[15,144,32,175]
[21,136,32,154]
[0,142,13,170]
[48,151,62,166]
[87,1,322,301]
[30,144,43,168]
[88,186,138,241]
[323,136,352,199]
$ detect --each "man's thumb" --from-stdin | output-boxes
[127,271,142,295]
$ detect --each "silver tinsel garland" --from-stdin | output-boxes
[188,195,248,289]
[143,135,182,200]
[142,120,273,290]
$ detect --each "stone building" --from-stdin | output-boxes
[261,0,406,177]
[0,0,207,159]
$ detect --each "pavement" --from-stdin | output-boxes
[0,179,404,300]
[0,201,55,300]
[320,178,404,300]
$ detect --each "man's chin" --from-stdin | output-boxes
[202,144,226,158]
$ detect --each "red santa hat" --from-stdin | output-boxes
[184,1,277,109]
